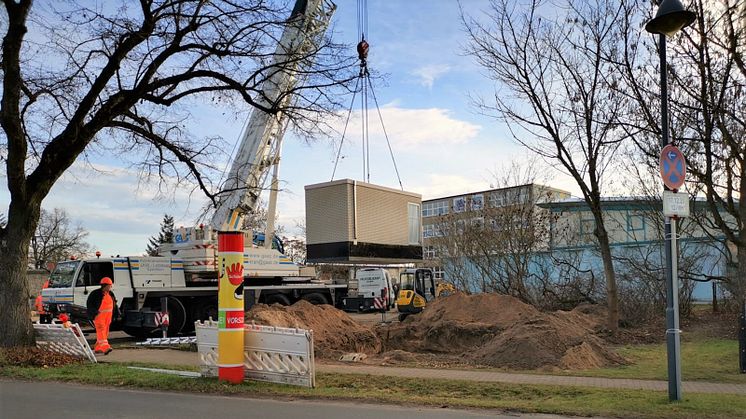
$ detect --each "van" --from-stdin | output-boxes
[341,268,396,312]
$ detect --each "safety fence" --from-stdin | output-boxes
[33,322,97,363]
[195,320,315,388]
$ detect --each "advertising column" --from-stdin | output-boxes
[218,231,245,383]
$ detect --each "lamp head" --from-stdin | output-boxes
[645,0,696,36]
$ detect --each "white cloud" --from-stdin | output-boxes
[410,64,451,89]
[9,161,212,255]
[336,106,481,150]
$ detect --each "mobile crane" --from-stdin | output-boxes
[42,0,347,337]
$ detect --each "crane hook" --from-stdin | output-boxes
[357,39,369,61]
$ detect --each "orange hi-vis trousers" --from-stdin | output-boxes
[94,293,113,353]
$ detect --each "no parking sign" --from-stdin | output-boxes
[660,144,686,190]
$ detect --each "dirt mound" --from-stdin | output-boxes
[387,293,540,354]
[382,293,625,370]
[470,314,626,370]
[1,347,84,367]
[246,301,381,358]
[416,292,540,326]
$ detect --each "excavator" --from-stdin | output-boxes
[395,268,455,321]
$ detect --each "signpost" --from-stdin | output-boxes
[660,144,686,400]
[646,0,696,401]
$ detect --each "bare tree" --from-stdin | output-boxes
[607,198,708,323]
[282,236,307,264]
[462,0,629,331]
[0,0,354,347]
[618,156,730,321]
[616,0,746,304]
[532,249,601,310]
[29,208,91,270]
[429,162,557,304]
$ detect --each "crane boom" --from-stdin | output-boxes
[212,0,336,231]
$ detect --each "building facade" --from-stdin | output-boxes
[423,187,730,303]
[421,184,571,282]
[541,197,729,302]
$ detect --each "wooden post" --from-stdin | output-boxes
[712,281,718,313]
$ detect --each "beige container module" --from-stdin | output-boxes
[305,179,423,263]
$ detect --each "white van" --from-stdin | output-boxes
[343,268,396,312]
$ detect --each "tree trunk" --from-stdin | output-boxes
[0,199,41,347]
[595,228,620,333]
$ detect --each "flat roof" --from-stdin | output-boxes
[305,178,421,199]
[422,183,571,203]
[538,195,715,210]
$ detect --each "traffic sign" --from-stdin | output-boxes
[660,144,686,190]
[663,190,690,218]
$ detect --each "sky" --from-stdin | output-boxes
[1,0,584,257]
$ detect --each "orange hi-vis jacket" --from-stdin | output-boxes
[93,292,114,353]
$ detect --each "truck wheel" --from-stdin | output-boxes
[264,293,291,306]
[166,297,187,336]
[302,292,329,306]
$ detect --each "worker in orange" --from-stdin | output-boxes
[86,277,119,355]
[35,280,51,323]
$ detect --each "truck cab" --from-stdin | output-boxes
[41,256,196,336]
[42,259,119,325]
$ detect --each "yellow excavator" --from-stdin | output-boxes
[395,268,455,321]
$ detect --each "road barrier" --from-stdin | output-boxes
[195,320,315,388]
[33,322,97,363]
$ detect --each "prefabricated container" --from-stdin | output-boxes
[305,179,423,263]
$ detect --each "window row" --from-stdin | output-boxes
[423,188,534,218]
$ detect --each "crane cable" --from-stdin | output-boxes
[368,76,404,191]
[330,76,360,181]
[331,0,403,190]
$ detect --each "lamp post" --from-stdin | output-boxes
[645,0,696,403]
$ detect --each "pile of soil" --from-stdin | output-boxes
[381,293,626,370]
[245,301,381,358]
[1,347,84,368]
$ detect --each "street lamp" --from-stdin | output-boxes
[645,0,696,403]
[645,0,696,36]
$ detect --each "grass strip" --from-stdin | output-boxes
[567,339,746,384]
[2,362,746,418]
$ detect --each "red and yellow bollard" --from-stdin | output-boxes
[217,231,245,384]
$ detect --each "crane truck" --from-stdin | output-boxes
[41,0,352,337]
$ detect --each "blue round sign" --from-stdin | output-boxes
[659,144,686,190]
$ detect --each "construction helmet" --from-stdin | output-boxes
[100,277,113,285]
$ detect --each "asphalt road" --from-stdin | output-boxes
[0,380,575,419]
